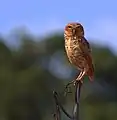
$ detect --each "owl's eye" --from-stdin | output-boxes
[76,25,83,31]
[67,26,72,29]
[76,25,80,28]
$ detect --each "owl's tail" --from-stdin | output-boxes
[87,64,94,82]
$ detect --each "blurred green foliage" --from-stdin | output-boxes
[0,30,117,120]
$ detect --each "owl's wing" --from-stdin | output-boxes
[79,37,94,81]
[79,37,93,67]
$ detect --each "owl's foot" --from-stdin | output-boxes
[67,79,83,86]
[64,79,77,91]
[75,70,86,84]
[64,78,83,96]
[74,79,83,86]
[64,72,84,95]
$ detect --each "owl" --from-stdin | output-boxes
[64,22,94,83]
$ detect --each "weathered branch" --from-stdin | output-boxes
[73,81,82,120]
[53,91,73,119]
[53,81,82,120]
[53,91,61,120]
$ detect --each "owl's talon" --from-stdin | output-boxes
[76,78,83,84]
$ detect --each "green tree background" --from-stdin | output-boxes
[0,28,117,120]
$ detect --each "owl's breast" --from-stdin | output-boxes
[65,38,80,56]
[65,38,86,69]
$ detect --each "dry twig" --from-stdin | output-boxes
[53,80,82,120]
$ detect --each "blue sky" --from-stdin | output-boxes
[1,0,117,52]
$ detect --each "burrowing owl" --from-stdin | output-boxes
[64,22,94,83]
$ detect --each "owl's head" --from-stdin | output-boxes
[64,22,84,37]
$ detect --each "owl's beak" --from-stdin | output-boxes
[72,29,76,35]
